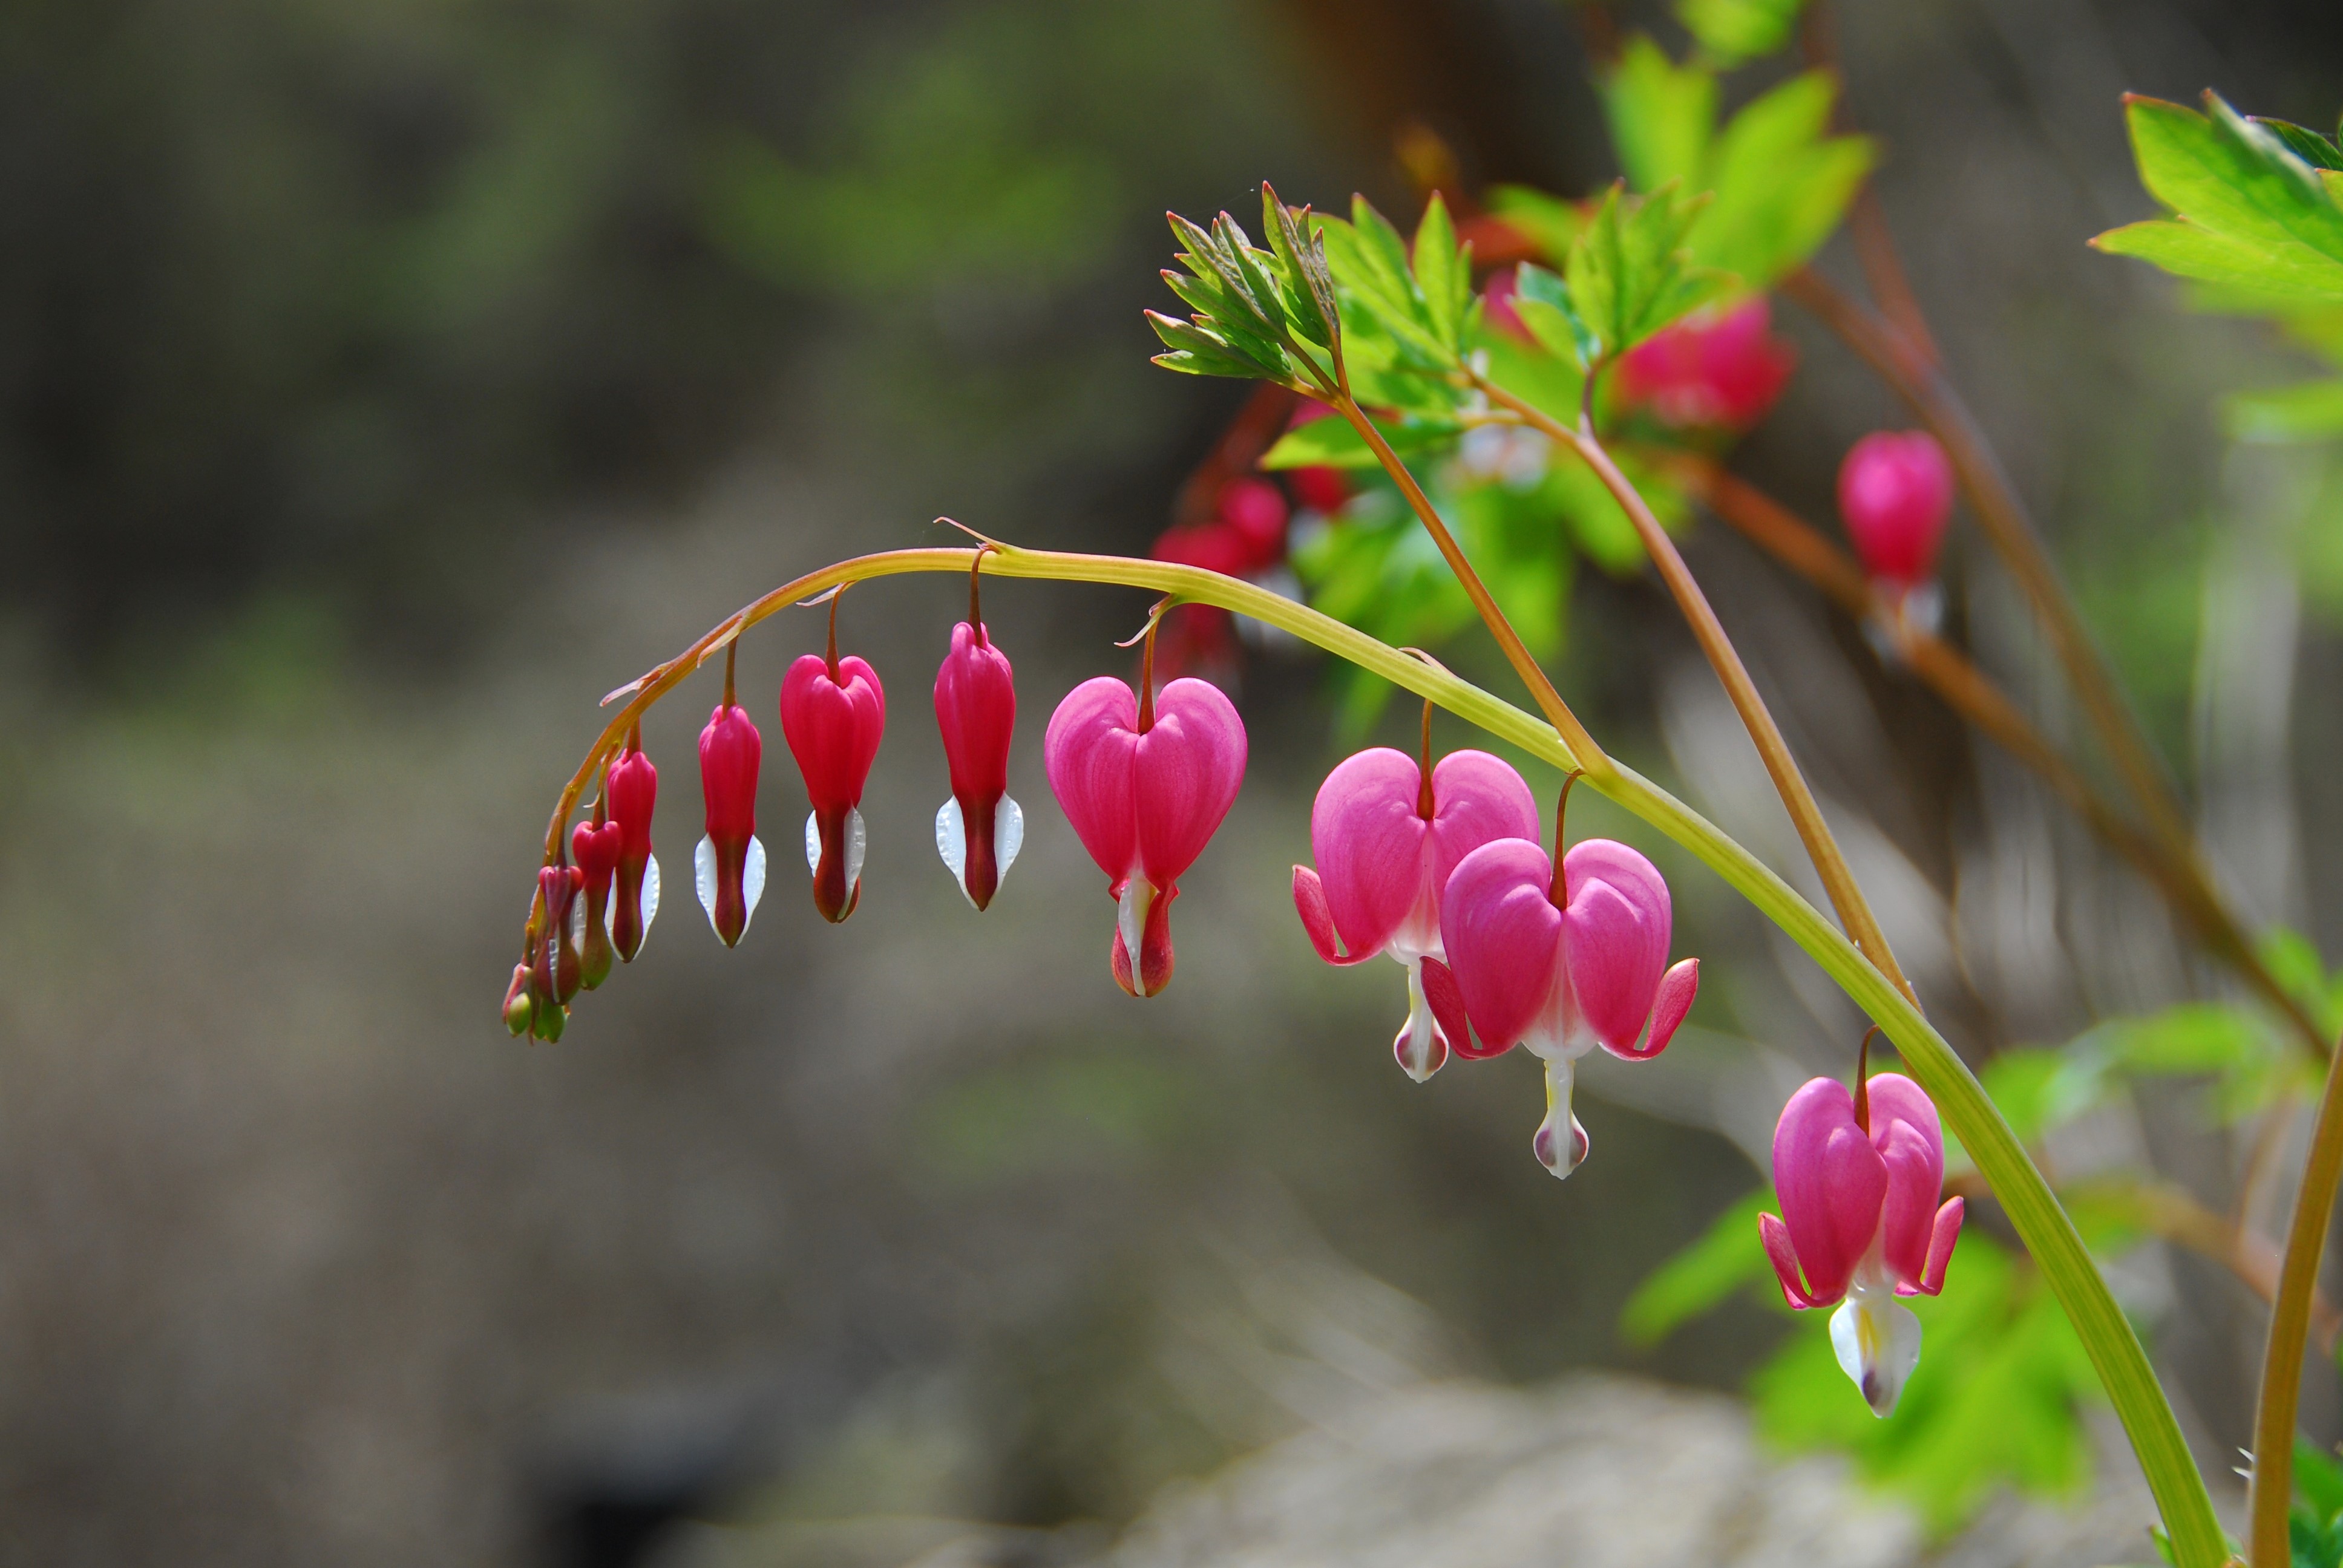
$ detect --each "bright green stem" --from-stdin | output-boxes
[2249,1039,2343,1566]
[537,541,2226,1566]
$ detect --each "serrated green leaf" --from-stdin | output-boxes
[1412,191,1472,356]
[1259,410,1458,470]
[1262,183,1338,349]
[2096,94,2343,302]
[1513,261,1602,369]
[1676,0,1805,67]
[1689,70,1873,288]
[1316,207,1456,371]
[2227,379,2343,442]
[2253,117,2343,172]
[1146,311,1276,380]
[1619,1189,1773,1345]
[1602,36,1716,192]
[1486,186,1586,264]
[1566,182,1728,364]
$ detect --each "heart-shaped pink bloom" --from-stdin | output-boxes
[1838,431,1954,589]
[571,816,623,991]
[934,620,1019,912]
[781,652,886,923]
[1429,835,1698,1178]
[1291,746,1539,1080]
[1759,1072,1965,1417]
[1044,674,1246,998]
[696,701,765,947]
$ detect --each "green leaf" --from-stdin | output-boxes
[2295,1435,2343,1523]
[2095,94,2343,302]
[2227,379,2343,442]
[1146,311,1277,380]
[2253,117,2343,172]
[1619,1189,1773,1345]
[1565,182,1728,364]
[1688,70,1873,289]
[1259,410,1459,470]
[1262,182,1339,350]
[1485,186,1585,264]
[1412,191,1472,357]
[1601,36,1716,192]
[1676,0,1806,67]
[1512,261,1601,370]
[1316,203,1457,372]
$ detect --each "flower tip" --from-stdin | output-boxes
[1110,880,1178,997]
[502,963,534,1036]
[1532,1114,1590,1180]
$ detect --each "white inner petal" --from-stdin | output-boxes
[1116,877,1155,988]
[842,808,865,894]
[694,835,719,929]
[641,852,661,935]
[936,798,975,908]
[1397,959,1438,1082]
[1830,1278,1923,1419]
[996,794,1023,881]
[568,884,586,946]
[804,810,823,875]
[741,835,767,932]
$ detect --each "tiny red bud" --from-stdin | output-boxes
[1838,431,1955,588]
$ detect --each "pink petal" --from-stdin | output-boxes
[780,655,886,813]
[1559,840,1671,1056]
[1424,751,1542,891]
[1876,1114,1946,1287]
[1864,1073,1945,1164]
[1132,678,1247,887]
[1771,1078,1888,1307]
[1044,677,1142,884]
[1760,1210,1829,1310]
[1292,866,1378,966]
[1309,748,1430,959]
[1420,958,1498,1059]
[934,622,1015,805]
[1916,1197,1964,1296]
[1608,956,1698,1061]
[1438,838,1564,1052]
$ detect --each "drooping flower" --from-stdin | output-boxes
[1044,664,1246,997]
[571,811,622,991]
[1760,1072,1965,1418]
[524,862,584,1040]
[1426,830,1699,1178]
[606,737,661,961]
[1615,296,1797,432]
[780,610,886,924]
[1838,431,1955,591]
[695,693,766,946]
[1291,722,1540,1082]
[933,595,1020,910]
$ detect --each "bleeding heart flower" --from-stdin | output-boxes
[606,739,661,961]
[781,622,886,924]
[1426,832,1699,1178]
[1291,730,1540,1082]
[1615,295,1796,431]
[1044,668,1247,997]
[1761,1072,1965,1417]
[571,813,622,990]
[1838,431,1954,590]
[695,697,766,946]
[934,610,1021,911]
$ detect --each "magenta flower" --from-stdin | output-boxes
[695,700,765,946]
[606,740,661,961]
[571,814,623,991]
[1426,836,1699,1178]
[1615,296,1797,432]
[1292,745,1539,1081]
[1760,1073,1965,1417]
[1044,673,1247,997]
[934,618,1021,911]
[1838,431,1955,591]
[781,645,887,924]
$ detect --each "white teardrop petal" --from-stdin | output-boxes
[843,808,867,897]
[695,836,721,932]
[996,794,1023,883]
[740,835,767,932]
[568,884,586,946]
[936,798,974,907]
[804,810,822,875]
[641,852,661,935]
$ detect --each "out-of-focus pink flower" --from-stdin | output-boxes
[1217,477,1289,570]
[781,642,886,925]
[1044,673,1247,997]
[1760,1073,1965,1417]
[1480,264,1530,342]
[934,618,1020,911]
[1426,835,1698,1178]
[1286,464,1349,515]
[695,699,765,946]
[1292,745,1540,1080]
[1615,296,1797,431]
[1838,431,1955,590]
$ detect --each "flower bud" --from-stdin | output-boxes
[502,961,534,1036]
[781,647,886,923]
[695,701,766,946]
[607,744,661,961]
[538,863,585,1004]
[934,620,1020,910]
[571,817,621,990]
[1838,431,1955,589]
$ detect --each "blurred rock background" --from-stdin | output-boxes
[2,0,2342,1563]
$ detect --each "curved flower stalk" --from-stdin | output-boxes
[1428,823,1700,1178]
[1291,703,1541,1080]
[1043,622,1246,998]
[780,596,887,924]
[1763,1067,1965,1417]
[932,558,1021,910]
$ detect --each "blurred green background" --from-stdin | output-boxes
[5,1,2343,1563]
